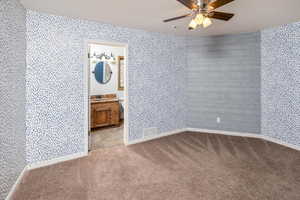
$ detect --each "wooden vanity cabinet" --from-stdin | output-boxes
[91,101,120,129]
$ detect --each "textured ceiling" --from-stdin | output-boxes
[20,0,300,36]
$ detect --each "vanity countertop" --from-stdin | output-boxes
[91,98,119,103]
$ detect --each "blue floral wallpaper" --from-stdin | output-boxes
[0,0,26,199]
[24,9,300,165]
[261,22,300,147]
[26,11,187,164]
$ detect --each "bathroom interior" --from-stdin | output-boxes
[89,43,125,151]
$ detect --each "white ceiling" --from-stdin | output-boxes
[20,0,300,36]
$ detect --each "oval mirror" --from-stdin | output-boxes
[93,61,112,84]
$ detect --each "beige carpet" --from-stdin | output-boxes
[91,124,124,150]
[12,132,300,200]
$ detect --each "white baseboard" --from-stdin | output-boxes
[5,166,28,200]
[126,127,300,152]
[126,128,186,145]
[27,152,88,170]
[186,128,300,151]
[260,135,300,151]
[186,128,259,138]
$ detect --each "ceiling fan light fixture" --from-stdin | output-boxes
[195,13,204,25]
[188,19,198,30]
[203,17,212,28]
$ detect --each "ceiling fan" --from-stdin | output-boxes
[163,0,235,30]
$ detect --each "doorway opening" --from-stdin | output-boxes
[85,41,128,152]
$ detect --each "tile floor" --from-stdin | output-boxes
[91,123,124,150]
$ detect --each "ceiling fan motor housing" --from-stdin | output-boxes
[197,0,212,16]
[197,0,209,9]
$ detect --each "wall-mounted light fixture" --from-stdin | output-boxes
[91,52,116,63]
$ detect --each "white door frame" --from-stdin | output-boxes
[83,39,129,154]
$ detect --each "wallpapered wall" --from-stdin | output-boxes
[261,22,300,147]
[186,32,261,133]
[0,0,26,199]
[26,9,300,166]
[26,10,187,164]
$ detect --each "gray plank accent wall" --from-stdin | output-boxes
[186,32,261,133]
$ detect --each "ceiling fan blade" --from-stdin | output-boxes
[163,13,191,22]
[176,0,198,10]
[209,0,234,9]
[209,11,234,21]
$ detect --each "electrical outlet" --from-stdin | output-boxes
[217,117,221,123]
[143,127,158,138]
